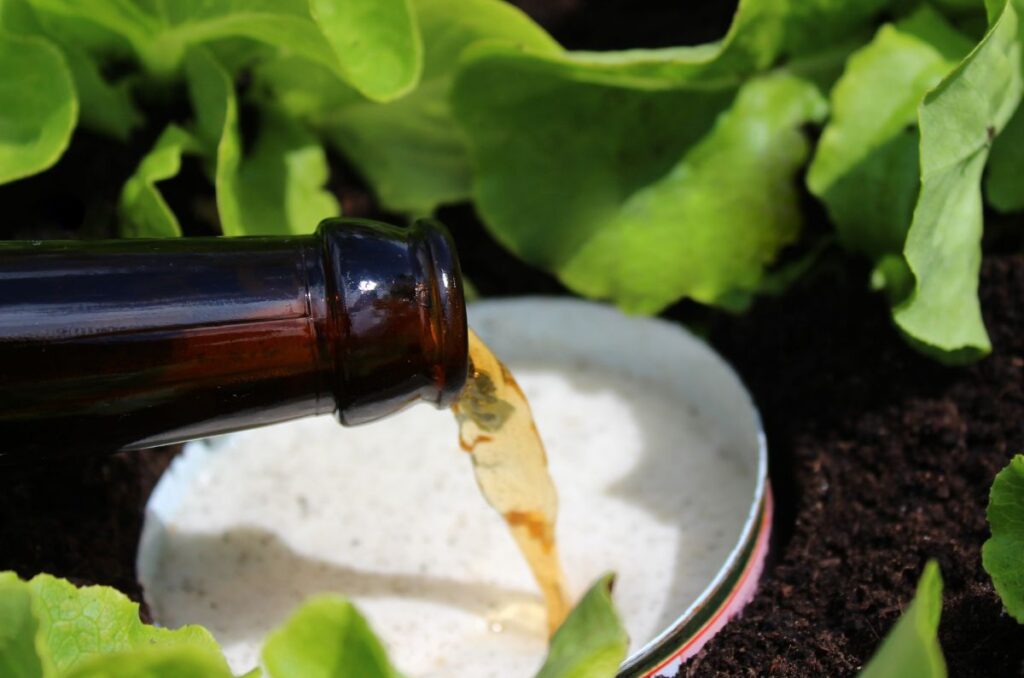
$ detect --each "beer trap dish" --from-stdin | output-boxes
[137,298,770,677]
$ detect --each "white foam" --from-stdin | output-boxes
[139,300,759,677]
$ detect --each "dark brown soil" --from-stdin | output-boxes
[673,253,1024,677]
[1,1,1023,675]
[0,448,177,610]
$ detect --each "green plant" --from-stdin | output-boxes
[448,0,1022,361]
[854,483,1024,678]
[0,565,952,677]
[983,454,1024,622]
[1,0,1023,361]
[859,561,946,678]
[0,571,627,678]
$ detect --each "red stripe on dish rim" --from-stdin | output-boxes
[643,488,774,678]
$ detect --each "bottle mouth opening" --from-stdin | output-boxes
[413,219,469,410]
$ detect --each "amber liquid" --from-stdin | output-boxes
[452,330,572,635]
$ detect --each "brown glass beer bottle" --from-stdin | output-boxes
[0,218,468,460]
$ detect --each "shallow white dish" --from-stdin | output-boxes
[138,298,769,677]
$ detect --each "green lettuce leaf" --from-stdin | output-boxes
[0,30,76,185]
[0,573,45,678]
[11,0,133,61]
[62,646,233,678]
[935,0,990,11]
[449,0,898,312]
[119,125,202,238]
[309,0,422,102]
[859,561,946,678]
[230,107,340,236]
[985,104,1024,211]
[25,0,327,76]
[452,47,730,279]
[1,0,139,141]
[807,7,973,260]
[257,0,558,214]
[0,570,638,678]
[324,0,558,213]
[0,572,228,678]
[185,49,338,236]
[536,573,628,678]
[183,47,240,235]
[262,595,401,678]
[24,0,421,102]
[984,0,1024,212]
[809,0,1021,361]
[561,73,825,312]
[982,454,1024,622]
[62,45,141,141]
[545,0,887,89]
[22,0,154,61]
[27,574,221,675]
[893,0,1021,362]
[453,54,824,312]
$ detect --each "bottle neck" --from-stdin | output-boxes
[316,218,468,425]
[0,218,468,459]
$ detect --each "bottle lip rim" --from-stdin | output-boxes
[412,218,469,409]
